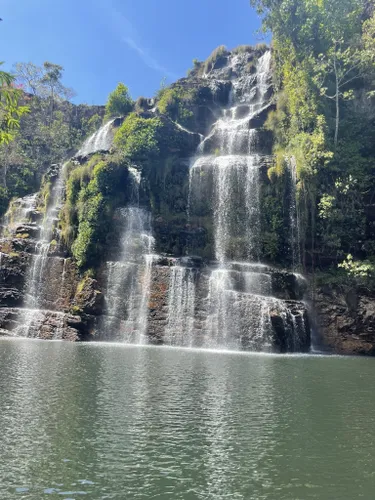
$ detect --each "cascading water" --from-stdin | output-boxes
[164,51,309,351]
[0,48,310,348]
[2,194,38,233]
[99,169,155,344]
[190,155,261,263]
[15,163,68,337]
[287,156,301,271]
[77,118,117,157]
[165,266,196,347]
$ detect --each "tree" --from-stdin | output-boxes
[0,63,29,145]
[13,61,75,102]
[12,62,43,96]
[250,0,363,54]
[41,62,75,119]
[248,0,375,273]
[362,10,375,73]
[105,83,133,119]
[315,41,364,147]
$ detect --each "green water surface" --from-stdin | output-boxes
[0,339,374,499]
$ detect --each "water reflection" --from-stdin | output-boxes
[0,340,375,499]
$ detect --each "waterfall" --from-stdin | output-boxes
[0,49,309,349]
[77,118,117,157]
[164,51,309,351]
[165,266,196,347]
[190,155,261,263]
[15,163,68,337]
[288,156,301,271]
[100,169,156,344]
[3,194,38,233]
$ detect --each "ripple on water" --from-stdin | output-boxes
[0,339,375,500]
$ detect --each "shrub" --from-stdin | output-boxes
[135,97,150,113]
[204,45,229,73]
[157,86,196,128]
[114,113,164,160]
[187,58,203,77]
[245,61,257,74]
[61,155,103,245]
[105,83,134,119]
[39,179,52,213]
[86,114,103,134]
[68,157,129,268]
[338,255,375,285]
[254,43,269,57]
[232,45,253,55]
[72,193,105,268]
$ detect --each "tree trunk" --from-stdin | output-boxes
[334,55,340,148]
[49,87,54,125]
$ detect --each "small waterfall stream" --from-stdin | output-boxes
[99,169,156,344]
[77,118,117,157]
[288,156,301,271]
[3,194,38,232]
[165,266,196,347]
[16,163,68,338]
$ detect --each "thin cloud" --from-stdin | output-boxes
[123,36,175,78]
[98,0,177,79]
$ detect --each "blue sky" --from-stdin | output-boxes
[1,0,264,105]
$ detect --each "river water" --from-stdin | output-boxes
[1,339,374,499]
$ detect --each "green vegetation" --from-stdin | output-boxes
[61,156,101,246]
[232,45,253,55]
[114,111,191,163]
[134,97,150,113]
[63,155,129,268]
[0,64,29,145]
[0,60,102,217]
[86,113,102,134]
[187,58,203,77]
[203,45,229,73]
[231,44,268,56]
[251,0,375,279]
[0,63,30,213]
[339,254,375,284]
[105,83,133,119]
[157,85,196,127]
[114,113,164,160]
[253,43,269,57]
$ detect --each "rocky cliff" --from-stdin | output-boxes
[314,285,375,356]
[0,45,373,355]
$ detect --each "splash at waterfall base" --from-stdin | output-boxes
[145,258,311,352]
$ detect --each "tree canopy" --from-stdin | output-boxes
[0,64,29,145]
[105,83,133,119]
[251,0,375,274]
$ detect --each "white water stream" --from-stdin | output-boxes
[165,51,307,351]
[77,118,117,157]
[16,163,68,338]
[100,169,156,344]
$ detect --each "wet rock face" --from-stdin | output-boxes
[0,249,85,340]
[73,277,104,316]
[315,286,375,356]
[147,266,170,344]
[144,261,311,353]
[0,308,81,341]
[0,251,29,308]
[0,186,88,341]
